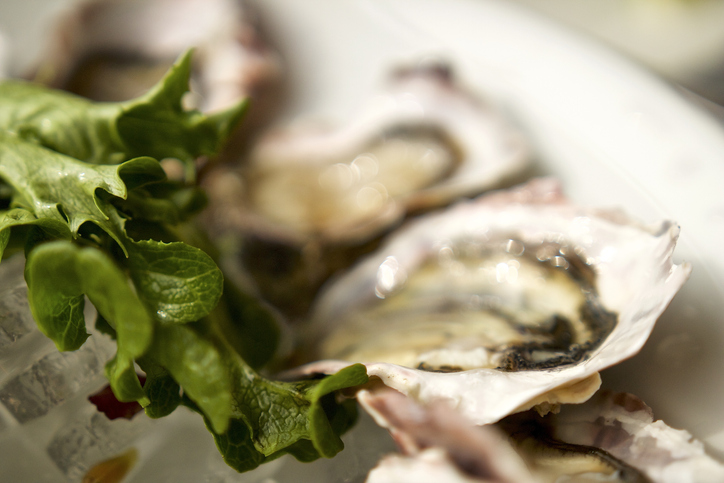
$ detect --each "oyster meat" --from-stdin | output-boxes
[294,178,691,424]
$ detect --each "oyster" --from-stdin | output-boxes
[509,390,724,483]
[30,0,280,111]
[204,63,529,245]
[294,178,691,424]
[360,386,724,483]
[202,63,529,317]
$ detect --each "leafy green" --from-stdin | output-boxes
[0,51,248,174]
[114,52,249,168]
[196,355,367,472]
[137,358,182,419]
[0,208,69,259]
[124,240,223,324]
[112,184,207,225]
[25,241,153,402]
[145,322,233,433]
[0,49,366,474]
[207,279,280,370]
[0,131,167,254]
[24,243,88,351]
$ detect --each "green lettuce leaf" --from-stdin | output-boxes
[0,47,366,476]
[0,50,248,172]
[137,358,182,419]
[145,322,233,433]
[0,131,166,254]
[24,241,153,404]
[124,239,223,324]
[206,279,280,370]
[210,363,367,472]
[112,184,207,226]
[0,208,70,259]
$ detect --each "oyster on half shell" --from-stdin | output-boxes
[360,386,724,483]
[293,178,691,425]
[205,63,529,246]
[30,0,280,111]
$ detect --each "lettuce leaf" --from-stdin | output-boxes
[183,334,367,472]
[210,364,366,472]
[124,240,223,324]
[0,131,165,253]
[24,241,153,405]
[0,51,247,174]
[0,49,367,474]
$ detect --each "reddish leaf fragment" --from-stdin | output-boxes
[89,376,146,420]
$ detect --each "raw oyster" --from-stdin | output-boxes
[360,386,724,483]
[506,390,724,483]
[202,63,529,317]
[30,0,280,111]
[293,178,691,425]
[204,63,529,245]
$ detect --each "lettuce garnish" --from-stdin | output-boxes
[0,51,366,472]
[0,51,245,177]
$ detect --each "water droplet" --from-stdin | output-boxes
[495,262,509,283]
[375,256,407,298]
[552,256,569,269]
[351,153,379,180]
[357,184,387,210]
[505,239,525,256]
[536,245,557,261]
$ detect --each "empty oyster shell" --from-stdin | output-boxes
[31,0,280,111]
[205,63,529,245]
[293,178,691,425]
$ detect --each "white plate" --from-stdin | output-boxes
[1,0,724,480]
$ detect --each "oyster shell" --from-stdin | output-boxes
[361,386,724,483]
[31,0,280,111]
[204,63,529,245]
[293,178,691,424]
[527,390,724,483]
[361,386,539,483]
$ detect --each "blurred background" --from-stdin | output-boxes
[4,0,724,118]
[510,0,724,119]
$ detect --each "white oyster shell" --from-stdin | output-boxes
[360,386,538,483]
[206,64,528,245]
[549,390,724,483]
[32,0,279,111]
[359,386,724,483]
[366,448,517,483]
[294,178,691,425]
